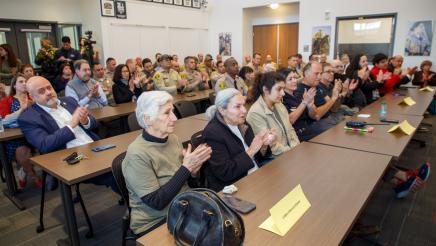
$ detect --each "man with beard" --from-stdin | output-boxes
[65,59,108,109]
[18,76,120,192]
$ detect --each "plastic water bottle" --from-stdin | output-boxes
[0,117,4,133]
[379,102,387,120]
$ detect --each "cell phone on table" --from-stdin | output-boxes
[222,195,256,214]
[91,144,116,152]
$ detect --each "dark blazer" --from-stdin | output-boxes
[18,96,99,154]
[112,81,143,104]
[202,112,271,192]
[412,71,436,87]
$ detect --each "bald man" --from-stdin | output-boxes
[18,76,119,192]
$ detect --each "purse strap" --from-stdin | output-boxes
[173,200,214,246]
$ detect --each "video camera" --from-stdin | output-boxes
[83,31,97,47]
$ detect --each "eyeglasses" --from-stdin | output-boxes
[323,70,334,74]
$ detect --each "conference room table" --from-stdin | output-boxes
[308,111,423,158]
[137,142,392,246]
[362,87,435,116]
[29,116,208,246]
[0,90,213,210]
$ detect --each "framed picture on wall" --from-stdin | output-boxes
[219,32,232,56]
[164,0,173,4]
[115,1,127,19]
[101,0,115,17]
[153,0,163,3]
[405,20,433,56]
[183,0,192,7]
[192,0,200,8]
[174,0,183,6]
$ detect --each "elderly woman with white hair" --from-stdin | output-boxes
[202,88,276,192]
[122,90,212,236]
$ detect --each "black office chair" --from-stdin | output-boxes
[188,131,207,188]
[190,130,204,149]
[127,113,141,131]
[209,92,216,105]
[174,100,197,118]
[111,152,136,246]
[37,172,94,238]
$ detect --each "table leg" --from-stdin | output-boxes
[60,182,80,246]
[0,141,25,210]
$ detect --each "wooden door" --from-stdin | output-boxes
[278,23,298,68]
[253,25,277,66]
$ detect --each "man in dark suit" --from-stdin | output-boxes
[18,76,119,193]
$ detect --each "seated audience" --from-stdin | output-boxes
[346,54,382,105]
[112,64,143,104]
[243,55,252,66]
[122,91,211,236]
[203,88,275,191]
[247,71,300,156]
[53,62,73,94]
[279,68,316,124]
[0,43,21,85]
[210,60,226,88]
[238,66,255,88]
[263,55,278,70]
[180,56,209,92]
[153,53,161,71]
[287,55,304,78]
[20,64,35,80]
[142,58,156,79]
[105,57,117,79]
[370,53,394,96]
[387,55,416,87]
[171,60,181,73]
[93,63,114,104]
[247,53,264,74]
[18,76,119,192]
[65,59,108,109]
[340,53,350,71]
[0,74,41,188]
[412,60,436,87]
[292,62,341,141]
[319,53,328,64]
[215,58,248,95]
[152,54,186,95]
[296,53,306,72]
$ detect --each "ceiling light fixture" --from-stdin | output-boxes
[270,3,279,9]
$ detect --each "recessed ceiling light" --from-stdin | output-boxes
[270,3,279,9]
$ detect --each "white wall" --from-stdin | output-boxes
[100,0,210,63]
[208,0,298,64]
[79,0,104,62]
[0,0,81,23]
[297,0,436,68]
[242,3,299,59]
[209,0,436,68]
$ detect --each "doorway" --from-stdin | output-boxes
[253,23,298,68]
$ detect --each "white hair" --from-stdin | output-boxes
[205,88,241,121]
[264,63,276,72]
[135,91,173,129]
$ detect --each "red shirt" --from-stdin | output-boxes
[370,66,400,95]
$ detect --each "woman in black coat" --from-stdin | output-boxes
[202,88,275,192]
[112,64,143,104]
[412,60,436,87]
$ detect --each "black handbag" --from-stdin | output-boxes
[167,188,245,246]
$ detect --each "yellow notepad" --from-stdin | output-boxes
[419,86,434,92]
[259,184,311,236]
[398,97,416,106]
[387,120,416,135]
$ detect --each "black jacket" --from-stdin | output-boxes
[412,71,436,87]
[202,112,271,191]
[112,81,143,104]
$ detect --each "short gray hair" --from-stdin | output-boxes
[73,59,89,71]
[205,88,241,121]
[135,91,173,129]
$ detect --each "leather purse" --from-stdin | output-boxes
[167,188,245,246]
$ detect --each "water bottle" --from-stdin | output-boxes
[0,117,4,133]
[379,102,387,120]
